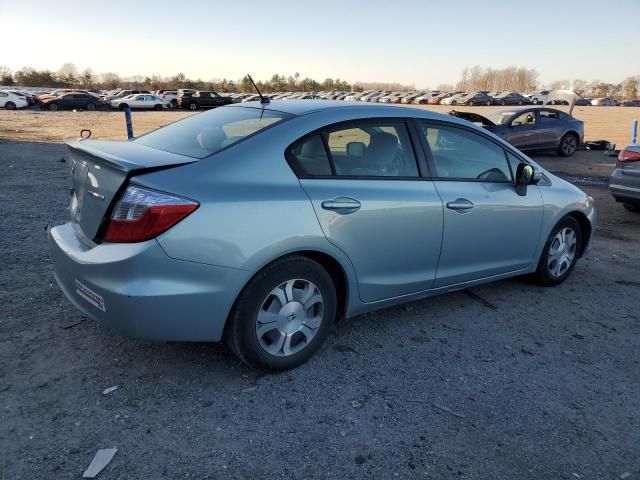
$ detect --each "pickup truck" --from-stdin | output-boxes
[177,90,234,110]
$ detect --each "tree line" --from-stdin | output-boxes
[0,63,637,99]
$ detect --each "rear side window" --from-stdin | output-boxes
[136,107,291,158]
[287,135,332,176]
[540,110,560,122]
[421,123,511,182]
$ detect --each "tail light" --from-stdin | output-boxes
[618,149,640,163]
[104,185,198,243]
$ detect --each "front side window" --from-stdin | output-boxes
[512,112,536,126]
[136,106,290,158]
[421,123,511,182]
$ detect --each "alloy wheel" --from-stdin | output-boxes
[255,279,324,357]
[561,135,577,155]
[547,228,577,278]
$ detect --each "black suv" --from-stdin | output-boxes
[178,90,233,110]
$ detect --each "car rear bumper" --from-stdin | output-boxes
[48,223,249,342]
[610,168,640,203]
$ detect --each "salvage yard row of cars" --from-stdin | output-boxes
[1,86,638,110]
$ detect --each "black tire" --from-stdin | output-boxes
[5,101,16,110]
[532,98,539,105]
[153,104,162,111]
[558,132,578,156]
[170,99,178,108]
[486,100,491,106]
[86,102,95,111]
[531,216,582,286]
[500,100,506,106]
[189,103,199,111]
[451,100,457,106]
[518,100,523,105]
[118,103,128,111]
[48,103,58,111]
[623,202,640,213]
[225,255,337,370]
[469,101,474,106]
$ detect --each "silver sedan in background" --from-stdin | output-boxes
[49,101,597,370]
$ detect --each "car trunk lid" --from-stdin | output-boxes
[66,138,195,242]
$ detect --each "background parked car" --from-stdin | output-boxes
[575,97,592,106]
[622,100,640,107]
[591,97,618,106]
[526,90,550,105]
[493,91,529,106]
[456,91,494,106]
[610,144,640,212]
[441,92,467,105]
[0,91,28,109]
[449,107,584,156]
[427,92,452,105]
[156,90,178,107]
[178,90,234,110]
[111,94,169,110]
[105,89,152,102]
[400,92,425,104]
[41,92,105,111]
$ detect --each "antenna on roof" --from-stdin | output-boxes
[246,74,269,105]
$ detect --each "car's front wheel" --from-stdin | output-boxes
[5,101,16,110]
[531,216,582,286]
[189,103,199,110]
[48,103,58,111]
[558,133,578,156]
[86,102,96,111]
[225,256,337,370]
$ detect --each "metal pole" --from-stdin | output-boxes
[632,119,638,145]
[124,107,134,139]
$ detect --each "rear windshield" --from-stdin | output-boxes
[136,106,292,159]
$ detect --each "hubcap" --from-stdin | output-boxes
[256,279,324,357]
[547,228,577,278]
[563,136,577,154]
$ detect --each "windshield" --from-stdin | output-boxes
[486,111,517,125]
[136,106,292,159]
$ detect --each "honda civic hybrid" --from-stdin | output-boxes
[49,101,597,369]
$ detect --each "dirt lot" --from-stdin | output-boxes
[1,109,639,479]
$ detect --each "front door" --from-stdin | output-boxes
[288,120,444,302]
[505,110,541,150]
[418,121,544,287]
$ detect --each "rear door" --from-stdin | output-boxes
[289,119,444,303]
[418,121,543,287]
[536,109,563,147]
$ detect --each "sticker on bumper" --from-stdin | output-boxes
[75,280,106,312]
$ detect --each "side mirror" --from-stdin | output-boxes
[516,163,534,185]
[515,163,534,196]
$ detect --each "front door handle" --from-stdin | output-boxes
[446,198,474,212]
[321,197,361,213]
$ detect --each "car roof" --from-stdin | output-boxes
[225,100,475,124]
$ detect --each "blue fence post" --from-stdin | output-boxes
[632,119,638,145]
[124,107,134,139]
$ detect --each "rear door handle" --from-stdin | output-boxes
[321,197,361,212]
[446,198,474,212]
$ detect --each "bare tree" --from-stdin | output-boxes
[58,62,79,87]
[100,72,121,89]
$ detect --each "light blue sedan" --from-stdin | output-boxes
[49,101,597,370]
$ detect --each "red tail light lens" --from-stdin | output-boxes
[104,186,198,243]
[618,149,640,163]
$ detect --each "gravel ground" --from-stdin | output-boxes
[1,137,639,479]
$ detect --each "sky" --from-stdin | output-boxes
[1,0,638,88]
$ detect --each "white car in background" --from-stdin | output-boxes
[526,90,550,105]
[110,94,169,110]
[0,91,28,109]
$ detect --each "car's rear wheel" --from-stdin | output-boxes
[189,103,199,111]
[623,202,640,213]
[451,100,457,106]
[531,216,582,286]
[153,104,162,111]
[558,133,578,156]
[118,103,128,111]
[500,100,506,106]
[518,100,523,105]
[469,101,474,106]
[5,101,16,110]
[486,100,491,106]
[86,102,95,111]
[170,99,178,108]
[225,255,337,370]
[532,98,539,105]
[48,103,58,111]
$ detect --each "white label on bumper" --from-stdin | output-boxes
[75,280,106,312]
